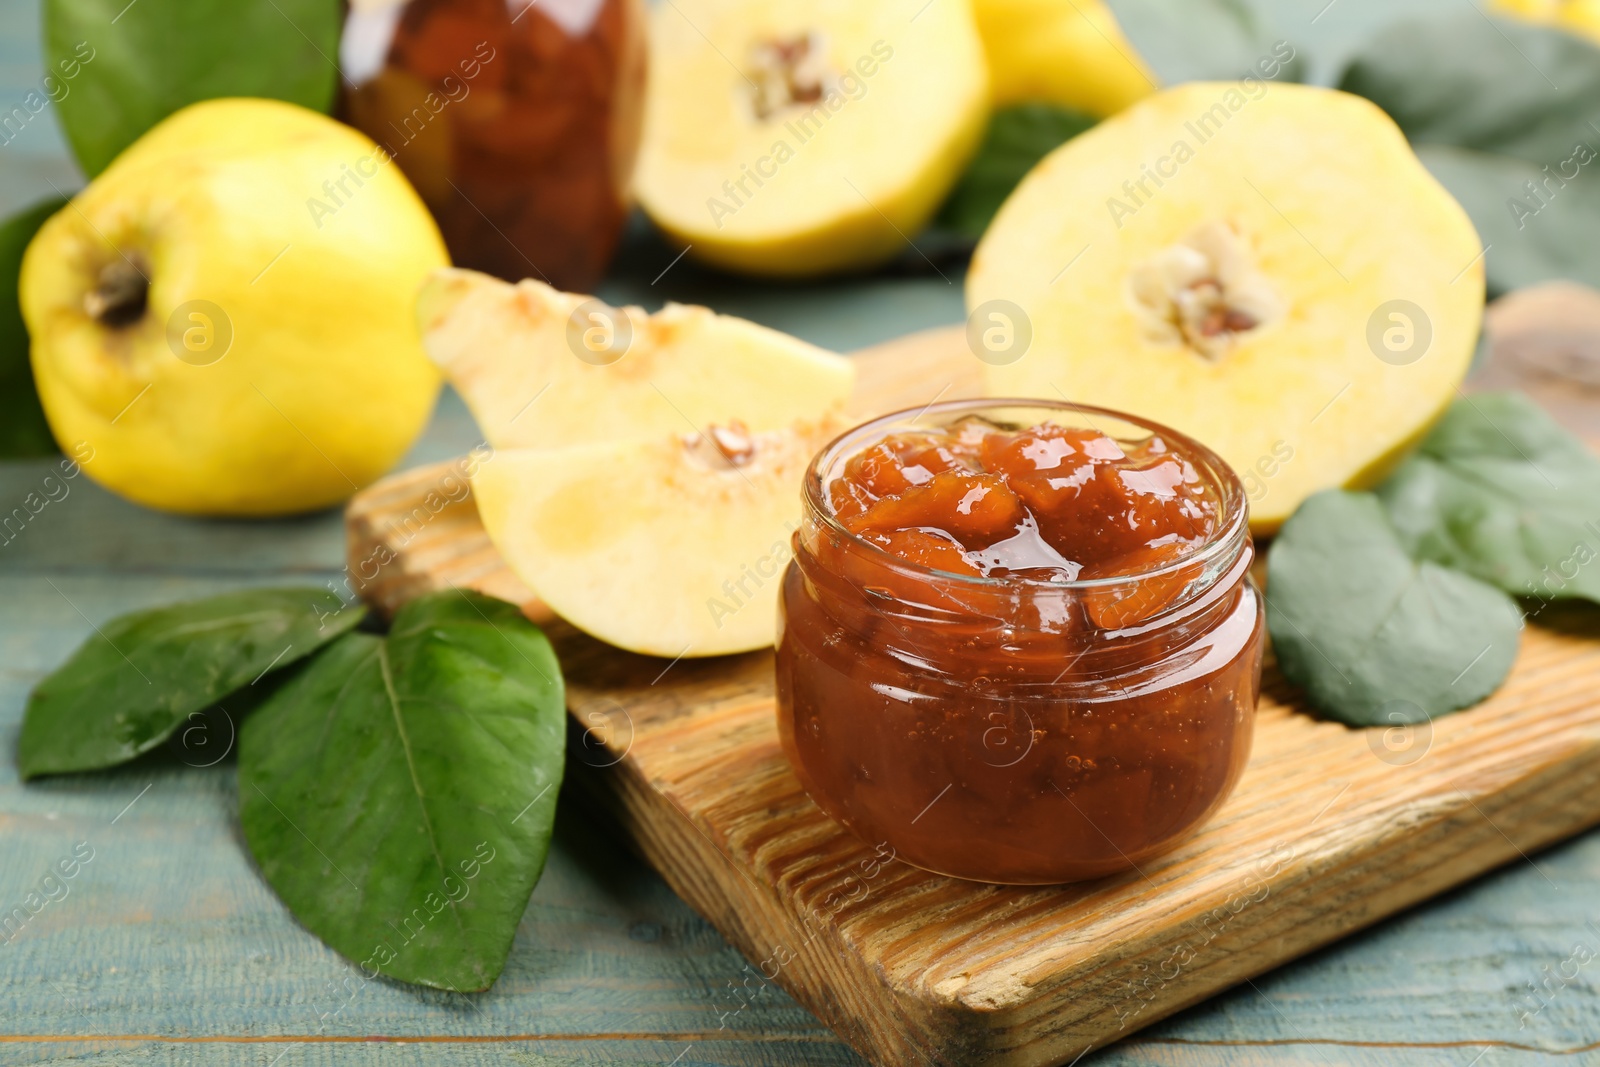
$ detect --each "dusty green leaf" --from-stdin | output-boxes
[1339,12,1600,167]
[46,0,342,176]
[1378,391,1600,603]
[1414,144,1600,294]
[0,197,66,458]
[20,587,363,778]
[1106,0,1306,85]
[1338,12,1600,293]
[238,591,566,992]
[1266,490,1521,726]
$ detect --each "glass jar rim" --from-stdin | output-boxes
[802,396,1251,593]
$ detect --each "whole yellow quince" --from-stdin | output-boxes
[1493,0,1600,46]
[21,98,448,516]
[972,0,1156,117]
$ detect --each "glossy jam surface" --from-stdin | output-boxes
[829,419,1218,583]
[776,404,1264,885]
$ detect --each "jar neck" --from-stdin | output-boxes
[791,509,1253,682]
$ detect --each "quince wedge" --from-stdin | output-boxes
[417,268,855,449]
[972,0,1155,117]
[968,82,1485,532]
[634,0,988,276]
[473,417,845,657]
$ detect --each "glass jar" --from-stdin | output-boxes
[775,400,1263,884]
[339,0,647,290]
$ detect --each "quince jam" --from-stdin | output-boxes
[775,401,1263,884]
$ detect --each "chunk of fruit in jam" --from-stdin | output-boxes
[829,432,973,519]
[860,528,981,576]
[1080,541,1204,628]
[844,471,1025,545]
[826,420,1218,589]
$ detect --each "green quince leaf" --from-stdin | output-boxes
[1413,144,1600,294]
[46,0,342,176]
[1266,490,1521,727]
[0,197,66,458]
[1338,11,1600,293]
[238,591,566,992]
[1339,11,1600,167]
[20,587,363,778]
[1106,0,1306,85]
[1377,390,1600,603]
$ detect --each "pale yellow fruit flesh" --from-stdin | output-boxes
[418,268,856,450]
[636,0,989,276]
[973,0,1155,117]
[968,83,1485,531]
[21,98,446,516]
[473,418,843,657]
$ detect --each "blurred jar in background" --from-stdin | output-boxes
[339,0,646,290]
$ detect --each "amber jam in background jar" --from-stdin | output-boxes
[775,400,1263,885]
[339,0,646,290]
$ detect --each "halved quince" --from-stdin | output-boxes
[968,82,1484,532]
[473,417,843,656]
[972,0,1155,117]
[418,268,855,449]
[635,0,988,276]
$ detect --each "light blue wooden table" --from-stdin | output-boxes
[4,1,1600,1062]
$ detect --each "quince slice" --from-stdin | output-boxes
[968,83,1485,532]
[472,417,844,657]
[972,0,1155,117]
[418,268,855,449]
[634,0,988,276]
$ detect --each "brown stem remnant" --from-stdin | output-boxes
[82,257,150,329]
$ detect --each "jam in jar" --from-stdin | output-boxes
[775,400,1263,884]
[339,0,647,290]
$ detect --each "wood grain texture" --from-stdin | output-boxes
[1481,281,1600,440]
[344,326,1600,1067]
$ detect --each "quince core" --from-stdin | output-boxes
[969,82,1485,531]
[635,0,988,276]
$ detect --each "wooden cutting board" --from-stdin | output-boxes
[345,325,1600,1067]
